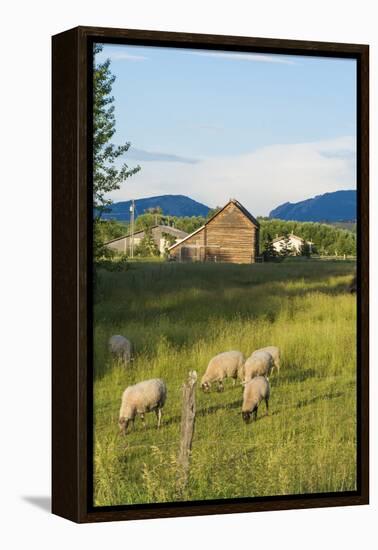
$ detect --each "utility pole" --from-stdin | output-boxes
[130,199,135,258]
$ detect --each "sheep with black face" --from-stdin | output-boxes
[201,351,245,392]
[242,376,270,423]
[119,378,167,434]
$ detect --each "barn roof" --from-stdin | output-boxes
[167,224,206,250]
[168,199,259,251]
[222,198,260,228]
[105,229,145,245]
[104,224,188,245]
[272,233,305,244]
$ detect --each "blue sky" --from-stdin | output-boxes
[95,44,356,216]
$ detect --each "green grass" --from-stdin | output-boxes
[93,259,357,506]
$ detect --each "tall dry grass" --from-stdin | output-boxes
[93,259,356,505]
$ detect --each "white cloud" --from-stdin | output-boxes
[96,49,148,62]
[127,147,200,164]
[185,51,297,65]
[110,136,356,216]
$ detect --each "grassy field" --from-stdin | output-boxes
[93,259,357,506]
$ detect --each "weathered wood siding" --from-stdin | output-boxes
[206,202,257,263]
[170,202,259,263]
[170,227,206,261]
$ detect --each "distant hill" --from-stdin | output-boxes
[101,194,210,221]
[269,190,356,222]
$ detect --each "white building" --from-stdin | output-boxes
[104,225,188,256]
[272,233,312,255]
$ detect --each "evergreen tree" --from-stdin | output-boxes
[161,232,177,258]
[279,233,292,257]
[135,228,160,257]
[262,232,277,261]
[301,241,311,257]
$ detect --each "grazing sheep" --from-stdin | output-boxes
[119,378,167,434]
[109,334,133,365]
[252,346,281,373]
[201,351,245,392]
[242,376,270,423]
[243,351,273,383]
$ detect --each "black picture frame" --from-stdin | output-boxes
[52,26,369,523]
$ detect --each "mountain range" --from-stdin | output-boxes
[101,194,210,221]
[100,189,357,223]
[269,190,356,222]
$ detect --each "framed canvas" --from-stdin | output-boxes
[52,26,369,523]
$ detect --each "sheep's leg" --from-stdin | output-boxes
[253,408,258,422]
[217,380,224,392]
[265,398,269,415]
[156,408,162,429]
[238,367,244,384]
[140,413,146,428]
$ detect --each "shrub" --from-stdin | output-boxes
[95,253,130,272]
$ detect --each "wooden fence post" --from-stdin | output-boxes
[177,370,197,494]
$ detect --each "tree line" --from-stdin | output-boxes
[259,218,356,257]
[97,211,356,259]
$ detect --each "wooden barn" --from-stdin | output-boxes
[168,199,260,263]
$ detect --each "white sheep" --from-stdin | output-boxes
[109,334,133,365]
[252,346,281,373]
[119,378,167,434]
[201,350,245,392]
[242,376,270,423]
[243,351,273,383]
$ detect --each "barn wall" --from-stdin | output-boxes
[169,228,205,261]
[169,203,259,264]
[106,237,141,254]
[206,203,257,263]
[106,238,128,253]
